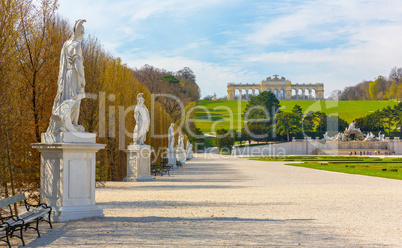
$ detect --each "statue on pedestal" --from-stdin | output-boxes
[166,123,177,166]
[32,19,107,221]
[186,140,191,151]
[45,19,87,136]
[177,131,184,150]
[133,93,150,145]
[168,123,175,149]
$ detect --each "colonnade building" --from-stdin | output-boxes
[227,74,324,100]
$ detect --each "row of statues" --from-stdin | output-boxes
[43,19,193,154]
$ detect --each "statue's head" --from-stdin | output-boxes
[170,123,174,127]
[73,19,86,41]
[137,93,145,104]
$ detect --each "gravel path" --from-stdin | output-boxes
[20,154,402,247]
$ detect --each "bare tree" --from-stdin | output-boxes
[389,66,402,83]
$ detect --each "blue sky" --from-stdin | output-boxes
[58,0,402,98]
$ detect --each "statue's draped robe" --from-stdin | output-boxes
[168,126,175,148]
[178,133,184,150]
[46,39,85,135]
[134,104,150,145]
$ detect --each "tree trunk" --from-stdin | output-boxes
[5,125,18,215]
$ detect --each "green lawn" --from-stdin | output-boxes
[194,100,246,133]
[279,100,398,123]
[195,100,398,133]
[248,156,402,180]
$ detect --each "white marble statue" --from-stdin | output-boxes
[364,132,375,141]
[333,132,345,141]
[168,123,175,149]
[133,93,150,145]
[186,140,191,151]
[177,131,184,150]
[45,19,87,136]
[189,143,193,152]
[323,132,332,141]
[378,131,385,141]
[348,121,356,131]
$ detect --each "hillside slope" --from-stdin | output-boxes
[195,100,398,133]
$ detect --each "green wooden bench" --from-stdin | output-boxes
[0,194,52,247]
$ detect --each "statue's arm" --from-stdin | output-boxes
[72,44,85,87]
[74,59,85,87]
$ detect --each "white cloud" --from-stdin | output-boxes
[121,53,255,97]
[57,0,402,98]
[246,0,402,46]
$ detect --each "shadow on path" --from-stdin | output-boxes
[26,216,379,247]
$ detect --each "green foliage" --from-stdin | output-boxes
[276,112,299,141]
[243,91,280,121]
[314,111,327,132]
[355,111,383,132]
[161,75,180,84]
[383,91,389,100]
[369,80,378,100]
[246,122,272,143]
[327,115,348,133]
[390,82,397,98]
[302,112,315,131]
[291,104,303,118]
[215,128,235,151]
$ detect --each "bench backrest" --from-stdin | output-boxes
[0,194,26,208]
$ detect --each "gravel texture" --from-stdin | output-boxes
[17,154,402,247]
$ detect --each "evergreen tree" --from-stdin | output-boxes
[276,112,299,141]
[215,128,235,151]
[243,91,280,121]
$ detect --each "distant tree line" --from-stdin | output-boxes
[134,65,203,146]
[340,67,402,100]
[354,103,402,135]
[134,65,200,123]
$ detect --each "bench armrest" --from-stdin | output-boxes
[24,200,51,212]
[1,215,19,221]
[0,221,10,229]
[1,215,25,226]
[0,216,9,225]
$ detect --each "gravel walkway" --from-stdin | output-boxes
[19,154,402,247]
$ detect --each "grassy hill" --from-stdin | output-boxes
[195,100,398,134]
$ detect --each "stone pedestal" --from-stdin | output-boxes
[32,132,105,222]
[124,144,155,182]
[177,148,186,164]
[166,148,177,168]
[187,150,193,160]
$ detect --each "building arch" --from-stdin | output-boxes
[298,88,304,99]
[291,88,297,99]
[279,88,285,99]
[235,88,241,100]
[311,88,316,99]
